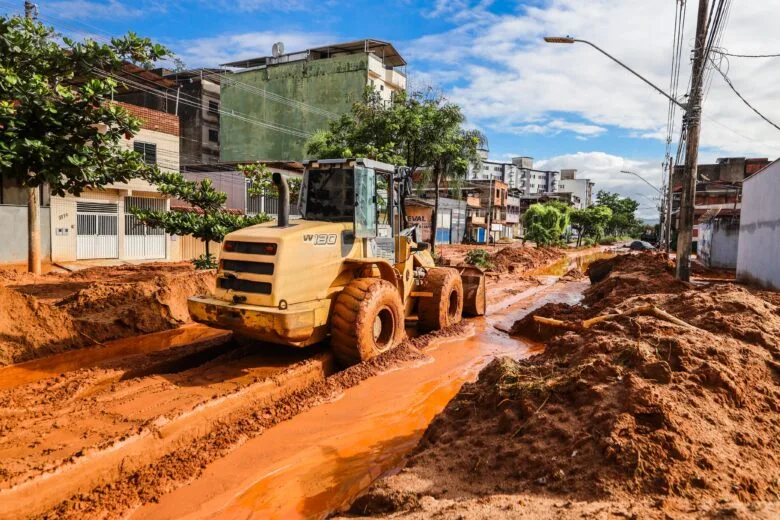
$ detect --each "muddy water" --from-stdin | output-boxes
[534,249,616,277]
[0,324,229,390]
[132,280,586,520]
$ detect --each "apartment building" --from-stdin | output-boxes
[558,169,595,209]
[220,39,407,162]
[470,152,558,195]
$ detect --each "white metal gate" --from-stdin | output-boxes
[76,202,118,259]
[124,197,166,260]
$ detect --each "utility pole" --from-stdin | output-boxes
[675,0,709,281]
[665,160,673,253]
[24,1,41,275]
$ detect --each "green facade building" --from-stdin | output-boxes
[220,40,407,163]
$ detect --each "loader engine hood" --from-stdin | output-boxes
[214,220,358,308]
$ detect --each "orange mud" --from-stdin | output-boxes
[132,283,576,520]
[0,248,581,519]
[346,252,780,519]
[0,262,215,365]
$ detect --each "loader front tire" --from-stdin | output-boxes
[418,268,463,333]
[331,278,405,366]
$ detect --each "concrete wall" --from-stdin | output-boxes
[220,53,370,162]
[0,205,51,264]
[699,218,739,268]
[737,161,780,289]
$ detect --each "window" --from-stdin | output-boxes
[208,100,219,115]
[208,129,219,143]
[380,84,384,91]
[133,142,157,165]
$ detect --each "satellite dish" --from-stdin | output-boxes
[272,42,285,58]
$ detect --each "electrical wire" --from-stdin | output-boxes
[708,57,780,133]
[95,68,314,139]
[712,49,780,58]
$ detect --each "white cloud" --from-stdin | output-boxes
[537,151,664,221]
[169,31,334,68]
[405,0,780,158]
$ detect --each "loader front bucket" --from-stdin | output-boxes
[458,265,486,317]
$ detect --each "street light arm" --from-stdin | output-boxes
[570,38,688,111]
[620,170,661,193]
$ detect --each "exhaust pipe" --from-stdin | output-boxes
[272,172,289,227]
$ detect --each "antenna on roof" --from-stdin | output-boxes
[272,42,285,58]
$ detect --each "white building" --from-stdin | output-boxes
[736,159,780,289]
[470,152,558,195]
[557,169,595,210]
[50,102,180,263]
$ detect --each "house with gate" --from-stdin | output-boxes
[49,102,180,263]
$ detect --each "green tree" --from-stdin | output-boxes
[570,205,613,247]
[427,127,485,254]
[0,15,169,273]
[523,203,568,247]
[305,88,483,252]
[595,190,643,238]
[131,171,272,268]
[240,162,302,202]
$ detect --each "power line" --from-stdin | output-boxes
[6,4,341,122]
[712,49,780,58]
[95,68,314,139]
[708,57,780,133]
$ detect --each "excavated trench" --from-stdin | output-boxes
[0,248,613,519]
[132,259,606,519]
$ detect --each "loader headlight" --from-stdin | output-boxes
[279,299,288,310]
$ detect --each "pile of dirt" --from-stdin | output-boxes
[0,286,79,365]
[489,245,565,274]
[349,253,780,517]
[0,263,214,365]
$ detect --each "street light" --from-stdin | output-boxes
[620,170,661,193]
[544,36,687,111]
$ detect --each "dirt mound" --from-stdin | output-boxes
[350,253,780,517]
[0,264,214,365]
[489,245,564,274]
[582,253,692,308]
[0,286,79,365]
[561,267,585,281]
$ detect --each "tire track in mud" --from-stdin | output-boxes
[0,250,608,519]
[34,328,467,519]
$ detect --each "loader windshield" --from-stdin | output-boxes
[303,168,355,222]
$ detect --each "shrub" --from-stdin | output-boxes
[193,253,217,270]
[465,248,493,269]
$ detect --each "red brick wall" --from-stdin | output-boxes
[114,101,180,136]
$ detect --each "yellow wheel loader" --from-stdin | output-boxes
[188,158,486,366]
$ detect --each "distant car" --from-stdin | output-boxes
[629,240,655,251]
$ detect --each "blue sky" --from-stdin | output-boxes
[4,0,780,221]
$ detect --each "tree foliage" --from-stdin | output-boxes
[239,162,302,202]
[304,87,484,252]
[132,171,272,268]
[595,190,643,238]
[570,205,613,247]
[0,15,169,194]
[523,203,569,247]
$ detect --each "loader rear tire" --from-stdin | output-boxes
[331,278,405,366]
[418,268,463,333]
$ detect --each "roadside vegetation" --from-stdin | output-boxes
[0,15,169,273]
[464,248,493,269]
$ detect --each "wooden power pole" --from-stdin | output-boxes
[675,0,710,281]
[24,0,41,275]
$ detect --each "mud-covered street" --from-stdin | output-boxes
[0,244,605,519]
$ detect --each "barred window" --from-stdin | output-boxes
[134,141,157,165]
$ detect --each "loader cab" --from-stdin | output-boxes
[301,158,406,261]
